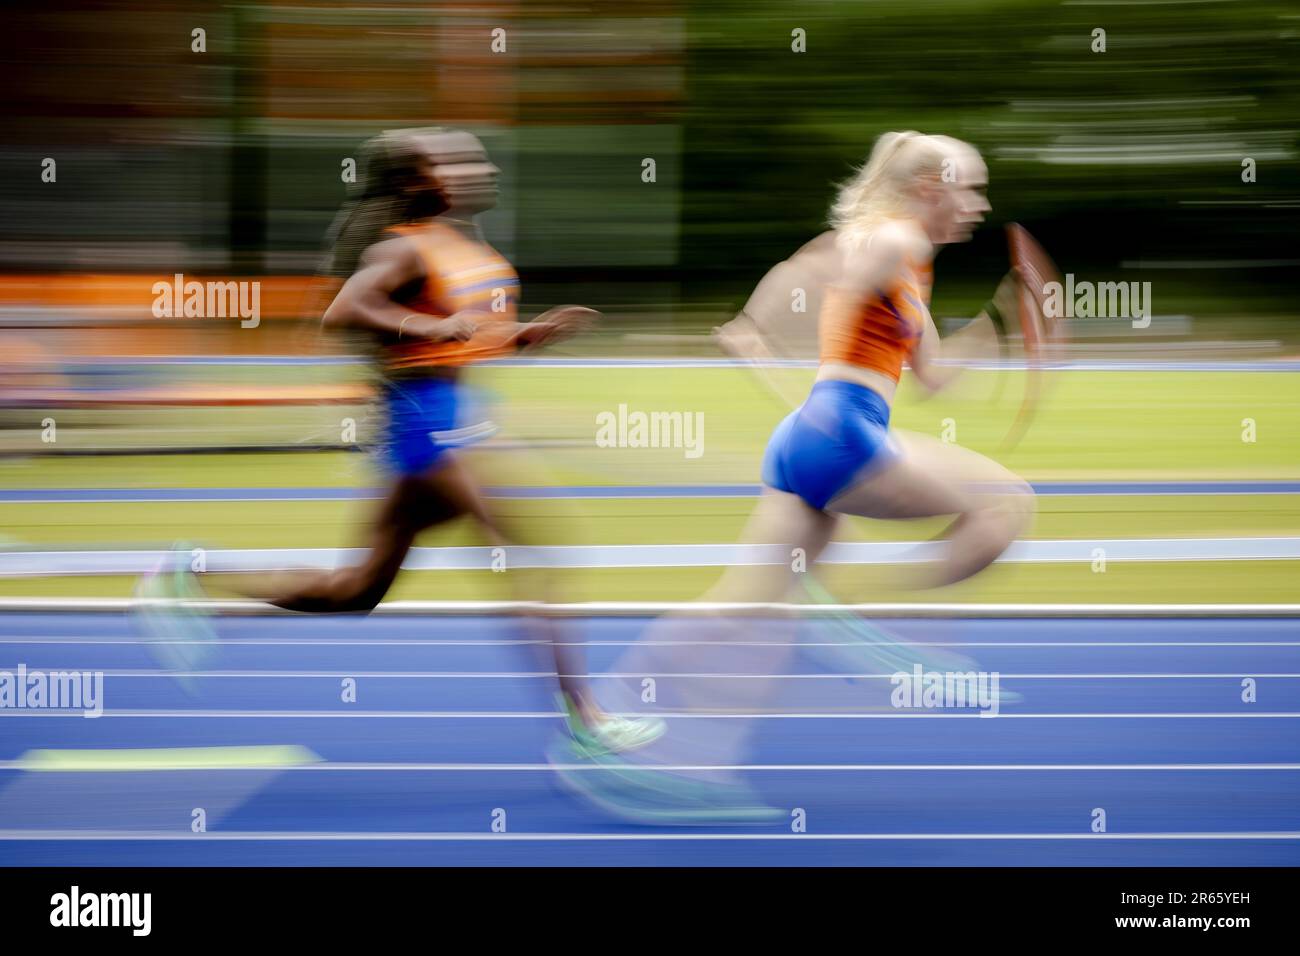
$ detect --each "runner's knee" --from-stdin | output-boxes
[330,567,393,612]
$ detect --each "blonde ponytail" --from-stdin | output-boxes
[830,131,974,249]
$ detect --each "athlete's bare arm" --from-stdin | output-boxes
[838,223,955,395]
[909,311,960,394]
[513,305,599,350]
[836,221,917,295]
[322,237,478,341]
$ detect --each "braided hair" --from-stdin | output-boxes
[318,127,452,280]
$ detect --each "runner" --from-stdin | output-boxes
[556,131,1035,821]
[136,127,664,755]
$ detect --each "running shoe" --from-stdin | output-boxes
[798,578,1023,705]
[547,733,784,826]
[557,693,666,755]
[800,577,975,674]
[132,541,217,693]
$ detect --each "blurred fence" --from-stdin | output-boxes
[0,0,1296,455]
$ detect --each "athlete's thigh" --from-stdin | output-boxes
[458,443,568,546]
[705,488,839,604]
[890,428,1027,493]
[342,477,433,590]
[740,486,840,554]
[827,445,970,521]
[830,429,1030,521]
[411,452,496,534]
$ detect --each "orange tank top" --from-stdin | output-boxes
[819,258,932,381]
[383,222,520,371]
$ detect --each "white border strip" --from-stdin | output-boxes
[0,829,1296,842]
[1,598,1299,618]
[4,537,1300,576]
[2,709,1298,719]
[5,760,1298,772]
[16,670,1300,680]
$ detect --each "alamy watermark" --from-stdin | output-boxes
[595,404,704,459]
[1042,274,1152,329]
[0,663,103,717]
[152,273,261,328]
[890,664,1002,716]
[50,886,151,936]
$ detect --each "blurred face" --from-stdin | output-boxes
[916,149,990,244]
[410,131,500,215]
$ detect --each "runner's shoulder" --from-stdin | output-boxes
[360,234,425,279]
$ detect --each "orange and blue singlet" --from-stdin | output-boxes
[379,222,520,476]
[761,257,932,510]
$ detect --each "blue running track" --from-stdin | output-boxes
[0,612,1297,866]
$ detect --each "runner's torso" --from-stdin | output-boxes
[380,220,521,379]
[816,255,933,402]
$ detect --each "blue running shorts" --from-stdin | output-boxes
[380,377,498,476]
[760,379,899,511]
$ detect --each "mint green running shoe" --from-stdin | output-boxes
[132,542,217,694]
[557,693,666,756]
[800,578,967,672]
[798,578,1023,705]
[547,733,784,827]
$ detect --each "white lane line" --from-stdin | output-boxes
[6,483,1299,505]
[1,830,1297,841]
[3,638,1299,648]
[5,537,1300,575]
[10,491,1300,504]
[1,710,1298,719]
[3,598,1299,617]
[4,761,1297,772]
[38,354,1300,371]
[40,354,1300,370]
[7,670,1300,679]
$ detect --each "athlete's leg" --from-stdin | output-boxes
[579,486,839,792]
[233,472,456,613]
[434,447,652,741]
[828,428,1034,586]
[689,489,839,713]
[134,467,451,679]
[705,487,840,604]
[245,444,510,615]
[607,398,851,728]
